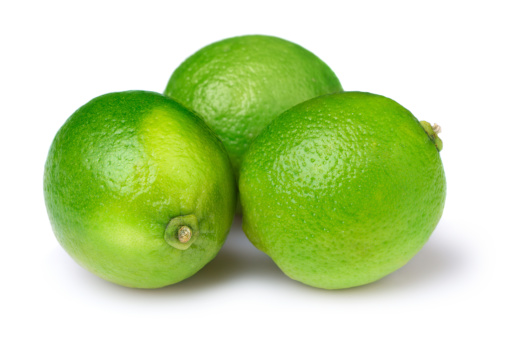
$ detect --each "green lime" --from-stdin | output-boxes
[44,91,236,288]
[164,34,343,177]
[240,91,446,289]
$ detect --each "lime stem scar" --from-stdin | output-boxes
[420,121,443,152]
[178,226,192,243]
[165,214,198,250]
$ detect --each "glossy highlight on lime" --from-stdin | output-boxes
[44,91,236,288]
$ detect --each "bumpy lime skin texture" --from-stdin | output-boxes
[240,92,446,289]
[44,91,236,288]
[164,35,343,177]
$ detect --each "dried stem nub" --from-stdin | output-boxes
[178,226,192,243]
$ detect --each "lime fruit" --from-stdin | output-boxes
[240,91,446,289]
[44,91,236,288]
[164,34,343,177]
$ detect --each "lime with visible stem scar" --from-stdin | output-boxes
[44,91,236,288]
[240,91,446,289]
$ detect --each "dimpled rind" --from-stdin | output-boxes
[240,91,446,289]
[164,35,343,177]
[43,91,236,288]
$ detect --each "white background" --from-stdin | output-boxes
[1,0,506,337]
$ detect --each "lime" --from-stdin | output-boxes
[44,91,236,288]
[240,91,446,289]
[164,34,343,177]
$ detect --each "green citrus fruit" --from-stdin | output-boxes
[240,91,446,289]
[164,34,343,177]
[44,91,236,288]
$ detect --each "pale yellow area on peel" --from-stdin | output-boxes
[138,106,235,236]
[140,108,207,217]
